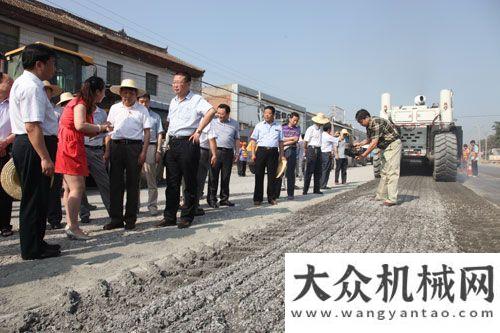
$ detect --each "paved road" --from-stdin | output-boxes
[461,163,500,206]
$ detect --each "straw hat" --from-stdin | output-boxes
[1,158,21,200]
[110,79,146,97]
[276,159,287,178]
[341,129,350,136]
[42,81,63,97]
[311,113,330,125]
[56,92,74,106]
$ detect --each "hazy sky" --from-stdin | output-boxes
[42,0,500,141]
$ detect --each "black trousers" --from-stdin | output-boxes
[183,147,210,206]
[303,147,322,193]
[47,173,62,226]
[471,160,478,176]
[320,152,333,188]
[237,160,247,176]
[0,152,13,231]
[208,148,234,204]
[335,158,348,183]
[275,147,297,198]
[109,141,142,224]
[12,135,57,259]
[163,138,200,223]
[253,147,279,203]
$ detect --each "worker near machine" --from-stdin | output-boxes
[354,109,401,206]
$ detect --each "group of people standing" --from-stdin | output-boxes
[0,43,402,261]
[462,140,480,177]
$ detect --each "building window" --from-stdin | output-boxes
[0,20,19,55]
[107,61,122,85]
[54,38,78,52]
[146,73,158,96]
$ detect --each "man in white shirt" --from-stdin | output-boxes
[79,105,111,224]
[335,129,349,184]
[9,44,61,260]
[138,93,165,216]
[0,72,15,237]
[320,123,336,189]
[303,113,330,195]
[103,79,151,230]
[157,72,216,229]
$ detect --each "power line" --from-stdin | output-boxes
[40,0,331,110]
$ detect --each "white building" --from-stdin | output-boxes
[203,83,309,140]
[0,0,204,114]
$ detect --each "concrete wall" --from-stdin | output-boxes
[0,15,202,105]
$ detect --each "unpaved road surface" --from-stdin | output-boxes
[4,169,499,332]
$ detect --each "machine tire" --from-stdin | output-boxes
[373,149,381,178]
[433,132,457,182]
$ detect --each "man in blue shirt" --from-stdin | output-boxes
[207,103,240,208]
[249,106,285,205]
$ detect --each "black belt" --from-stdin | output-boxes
[149,142,158,145]
[217,147,233,152]
[85,145,103,149]
[169,135,190,141]
[257,146,278,150]
[200,147,209,151]
[112,139,142,145]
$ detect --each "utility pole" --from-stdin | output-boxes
[257,90,262,122]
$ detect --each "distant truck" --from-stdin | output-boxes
[376,90,463,181]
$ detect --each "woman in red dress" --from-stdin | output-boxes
[55,77,111,240]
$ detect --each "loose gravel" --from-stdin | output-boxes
[5,172,498,332]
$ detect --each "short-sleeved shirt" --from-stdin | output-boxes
[321,131,336,153]
[0,99,12,140]
[304,124,323,147]
[472,144,479,161]
[335,138,347,159]
[200,121,217,149]
[250,120,283,148]
[282,124,301,149]
[147,109,165,143]
[367,117,400,150]
[167,91,213,137]
[212,117,240,149]
[9,70,58,136]
[107,101,151,140]
[85,106,108,147]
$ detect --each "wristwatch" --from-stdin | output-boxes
[195,129,202,135]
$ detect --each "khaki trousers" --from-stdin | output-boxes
[376,139,402,203]
[142,144,159,211]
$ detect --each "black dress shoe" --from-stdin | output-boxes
[207,201,219,208]
[254,201,262,206]
[48,222,64,230]
[268,199,278,205]
[103,221,124,230]
[177,220,191,229]
[155,218,177,228]
[124,222,136,230]
[88,204,98,211]
[219,201,235,207]
[313,191,324,195]
[178,204,188,211]
[194,207,205,216]
[23,248,61,260]
[80,216,91,224]
[42,241,61,251]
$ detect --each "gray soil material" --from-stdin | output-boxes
[6,174,500,332]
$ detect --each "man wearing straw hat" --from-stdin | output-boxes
[9,44,61,259]
[303,112,330,195]
[0,72,15,237]
[156,72,216,229]
[103,79,151,230]
[42,80,64,230]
